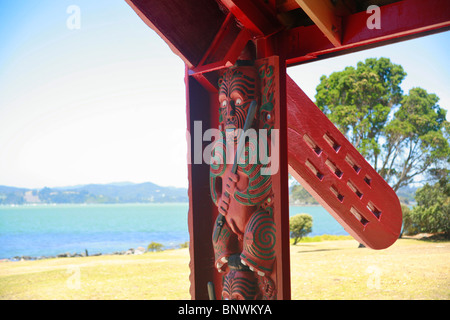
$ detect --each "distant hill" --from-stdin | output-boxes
[0,181,419,206]
[0,182,188,205]
[396,185,418,205]
[289,184,318,205]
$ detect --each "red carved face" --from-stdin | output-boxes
[218,66,258,131]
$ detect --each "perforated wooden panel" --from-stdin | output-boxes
[287,75,402,250]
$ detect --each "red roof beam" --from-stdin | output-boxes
[126,0,228,69]
[220,0,283,38]
[295,0,343,47]
[285,0,450,66]
[344,0,450,46]
[192,13,252,74]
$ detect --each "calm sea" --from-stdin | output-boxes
[0,203,347,259]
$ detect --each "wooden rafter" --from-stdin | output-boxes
[220,0,283,38]
[285,0,450,66]
[295,0,342,47]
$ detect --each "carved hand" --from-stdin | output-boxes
[218,171,239,216]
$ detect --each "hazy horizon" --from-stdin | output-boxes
[0,179,187,190]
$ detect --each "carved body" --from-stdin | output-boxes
[210,61,277,300]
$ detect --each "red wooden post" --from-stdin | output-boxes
[185,71,219,299]
[186,50,291,300]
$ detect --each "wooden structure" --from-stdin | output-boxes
[125,0,450,300]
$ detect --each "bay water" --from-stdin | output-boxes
[0,203,347,259]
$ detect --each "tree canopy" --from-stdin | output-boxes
[315,57,449,191]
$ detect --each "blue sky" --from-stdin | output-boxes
[0,1,448,189]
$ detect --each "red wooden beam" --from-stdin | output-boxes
[127,0,450,70]
[286,75,402,249]
[295,0,342,47]
[192,25,252,74]
[344,0,450,45]
[220,0,283,38]
[285,0,450,66]
[125,0,229,68]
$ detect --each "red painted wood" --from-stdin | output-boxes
[126,0,450,71]
[343,0,450,45]
[192,28,252,74]
[285,0,450,66]
[186,69,219,300]
[286,75,402,250]
[270,55,291,300]
[186,54,291,300]
[126,0,228,68]
[220,0,282,38]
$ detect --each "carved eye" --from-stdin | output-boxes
[235,98,242,105]
[221,100,227,107]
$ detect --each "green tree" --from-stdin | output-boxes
[315,57,406,166]
[400,204,414,237]
[289,214,313,245]
[315,58,449,191]
[407,177,450,236]
[147,242,164,252]
[381,88,449,191]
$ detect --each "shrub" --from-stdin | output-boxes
[403,177,450,237]
[289,214,313,245]
[147,242,164,252]
[179,242,189,249]
[401,204,415,236]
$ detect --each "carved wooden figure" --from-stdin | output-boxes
[210,60,278,300]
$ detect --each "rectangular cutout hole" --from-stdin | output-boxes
[303,134,322,156]
[305,160,324,181]
[323,133,341,152]
[345,155,361,173]
[350,207,369,226]
[347,180,363,198]
[367,201,381,220]
[364,175,372,186]
[330,185,344,202]
[325,159,343,178]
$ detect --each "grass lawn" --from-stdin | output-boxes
[1,238,448,300]
[290,238,449,300]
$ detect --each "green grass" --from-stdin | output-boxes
[0,249,191,300]
[290,234,353,243]
[1,238,449,300]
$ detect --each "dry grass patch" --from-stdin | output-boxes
[1,239,448,300]
[290,239,450,300]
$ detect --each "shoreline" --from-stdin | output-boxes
[1,235,356,262]
[1,246,161,262]
[5,233,445,262]
[3,234,447,263]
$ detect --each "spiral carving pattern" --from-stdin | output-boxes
[242,209,276,273]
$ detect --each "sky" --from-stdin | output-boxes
[0,1,449,189]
